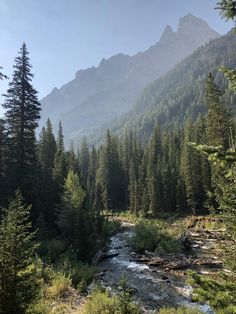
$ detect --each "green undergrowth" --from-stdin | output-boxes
[83,290,119,314]
[106,210,143,223]
[54,259,98,292]
[188,271,236,314]
[83,278,142,314]
[82,288,203,314]
[27,259,98,313]
[131,219,183,254]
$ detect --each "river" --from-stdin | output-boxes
[99,223,214,313]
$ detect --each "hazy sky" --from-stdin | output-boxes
[0,0,233,116]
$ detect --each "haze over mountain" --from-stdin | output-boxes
[93,30,236,145]
[40,14,219,143]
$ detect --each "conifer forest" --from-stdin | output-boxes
[0,1,236,313]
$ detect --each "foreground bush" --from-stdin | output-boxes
[83,291,119,314]
[132,220,182,253]
[47,271,71,299]
[83,278,142,314]
[27,300,73,314]
[26,299,51,314]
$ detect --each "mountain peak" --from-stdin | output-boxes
[160,25,174,42]
[178,13,219,37]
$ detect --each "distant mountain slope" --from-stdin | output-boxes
[40,14,218,143]
[93,31,236,144]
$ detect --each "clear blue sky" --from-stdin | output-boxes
[0,0,233,116]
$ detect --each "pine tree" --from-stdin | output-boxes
[79,136,89,187]
[87,146,98,210]
[128,135,143,215]
[3,43,41,206]
[181,119,204,213]
[57,120,64,152]
[38,119,57,171]
[53,121,67,199]
[147,125,163,216]
[206,73,231,149]
[140,153,149,217]
[66,142,79,175]
[0,119,7,207]
[97,130,124,210]
[38,119,57,227]
[57,170,91,260]
[195,116,213,209]
[0,191,40,314]
[121,131,133,207]
[205,74,232,210]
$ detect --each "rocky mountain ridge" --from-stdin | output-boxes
[40,14,219,144]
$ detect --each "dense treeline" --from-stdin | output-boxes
[0,41,234,253]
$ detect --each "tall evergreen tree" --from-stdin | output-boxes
[147,125,163,216]
[79,136,89,187]
[53,121,67,195]
[57,120,64,152]
[181,119,204,213]
[195,116,213,209]
[0,191,40,314]
[97,130,124,210]
[206,73,231,149]
[140,153,149,217]
[2,43,41,206]
[205,73,232,210]
[66,142,79,175]
[38,119,57,227]
[87,146,98,209]
[0,119,7,207]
